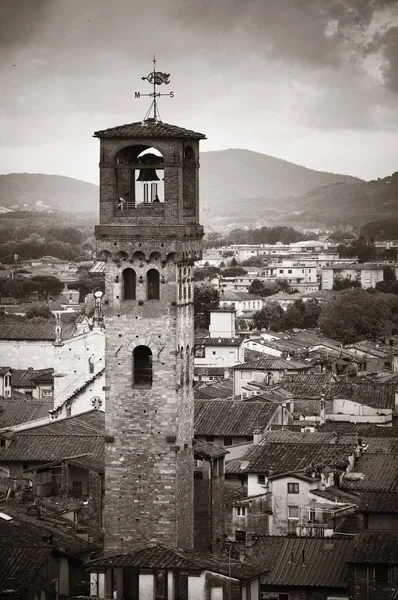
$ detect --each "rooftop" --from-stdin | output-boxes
[350,531,398,564]
[86,544,263,581]
[93,120,206,139]
[233,357,309,372]
[0,321,76,341]
[194,400,280,437]
[0,397,53,428]
[358,492,398,513]
[250,536,352,588]
[0,409,104,462]
[195,336,243,347]
[230,441,354,475]
[341,454,398,492]
[11,368,54,388]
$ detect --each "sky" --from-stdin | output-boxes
[0,0,398,184]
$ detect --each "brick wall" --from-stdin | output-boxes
[98,131,204,555]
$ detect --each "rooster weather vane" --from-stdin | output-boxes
[135,56,174,122]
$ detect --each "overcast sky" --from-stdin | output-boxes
[1,0,397,184]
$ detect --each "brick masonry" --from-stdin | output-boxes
[97,129,204,554]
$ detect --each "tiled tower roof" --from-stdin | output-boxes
[94,120,206,139]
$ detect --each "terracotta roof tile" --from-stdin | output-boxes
[232,358,309,371]
[235,442,354,474]
[250,536,352,588]
[194,380,233,400]
[350,531,398,563]
[93,120,206,139]
[195,337,243,347]
[0,547,51,594]
[194,400,280,436]
[318,422,398,437]
[0,321,75,341]
[0,410,104,462]
[86,545,263,580]
[193,439,229,460]
[0,397,53,428]
[11,368,53,388]
[342,455,398,492]
[358,492,398,513]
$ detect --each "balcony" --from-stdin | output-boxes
[296,523,334,538]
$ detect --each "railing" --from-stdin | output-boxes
[116,201,136,210]
[296,524,334,538]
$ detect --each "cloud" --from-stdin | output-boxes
[0,0,397,180]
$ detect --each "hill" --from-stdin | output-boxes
[200,149,360,206]
[281,172,398,229]
[0,173,98,213]
[2,155,395,231]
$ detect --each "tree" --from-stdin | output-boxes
[333,277,361,291]
[248,279,266,296]
[318,289,398,344]
[31,276,64,299]
[383,267,396,282]
[221,266,247,277]
[230,257,238,267]
[302,298,322,328]
[252,301,284,331]
[194,284,220,330]
[69,268,105,301]
[242,256,265,267]
[194,266,220,282]
[26,303,53,320]
[339,237,377,263]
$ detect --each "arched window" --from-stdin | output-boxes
[186,346,190,385]
[147,269,160,300]
[123,268,136,300]
[133,346,152,386]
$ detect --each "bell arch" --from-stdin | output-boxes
[115,145,164,211]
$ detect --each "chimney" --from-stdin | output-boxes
[268,466,274,476]
[93,291,104,329]
[252,427,263,445]
[53,312,63,346]
[27,504,41,519]
[320,394,326,423]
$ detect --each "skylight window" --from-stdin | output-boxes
[0,512,13,521]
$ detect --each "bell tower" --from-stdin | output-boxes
[94,116,205,554]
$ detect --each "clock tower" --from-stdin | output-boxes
[94,116,205,553]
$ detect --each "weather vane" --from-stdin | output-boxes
[135,56,174,122]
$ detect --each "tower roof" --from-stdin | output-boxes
[93,120,206,140]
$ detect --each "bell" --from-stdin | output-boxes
[137,168,160,182]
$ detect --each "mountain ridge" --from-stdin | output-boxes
[0,150,394,229]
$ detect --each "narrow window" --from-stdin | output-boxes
[288,506,299,520]
[258,474,266,485]
[224,436,233,446]
[186,346,190,384]
[123,268,136,300]
[72,481,83,497]
[147,269,160,300]
[133,346,152,386]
